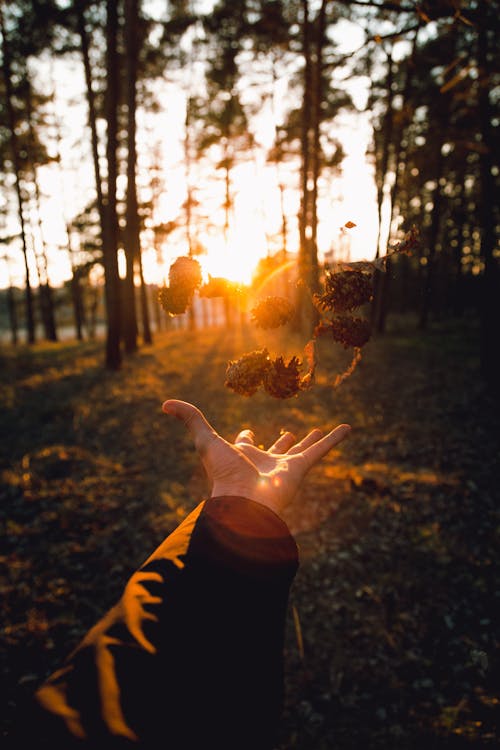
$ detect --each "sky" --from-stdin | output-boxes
[0,17,380,291]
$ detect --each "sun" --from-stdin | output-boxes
[199,231,268,286]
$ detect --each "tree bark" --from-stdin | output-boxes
[75,0,106,232]
[477,18,500,387]
[123,0,139,353]
[419,140,445,330]
[0,7,36,344]
[103,0,122,369]
[7,282,19,345]
[296,0,316,335]
[375,27,420,334]
[26,79,58,341]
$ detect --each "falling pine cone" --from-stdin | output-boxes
[314,269,373,313]
[263,356,302,399]
[168,256,203,294]
[250,296,295,329]
[317,315,372,349]
[225,349,272,397]
[158,285,192,315]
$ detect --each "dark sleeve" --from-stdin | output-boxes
[21,496,299,750]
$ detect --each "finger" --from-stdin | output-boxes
[287,428,323,455]
[301,424,351,470]
[162,399,217,451]
[268,431,296,454]
[235,429,255,446]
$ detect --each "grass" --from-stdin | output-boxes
[1,315,499,747]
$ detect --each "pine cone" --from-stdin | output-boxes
[168,256,202,294]
[225,349,272,397]
[250,296,295,329]
[320,315,372,349]
[158,285,192,315]
[263,356,302,399]
[314,269,373,312]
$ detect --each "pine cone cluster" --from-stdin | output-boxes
[224,349,272,397]
[250,296,295,329]
[158,256,202,315]
[312,263,374,359]
[314,269,373,313]
[225,349,304,399]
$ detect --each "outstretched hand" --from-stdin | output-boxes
[162,399,351,520]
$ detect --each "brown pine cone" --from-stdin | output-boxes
[158,285,192,315]
[314,269,373,312]
[250,296,295,329]
[315,316,371,349]
[168,256,202,293]
[225,349,272,396]
[325,315,372,349]
[263,356,302,399]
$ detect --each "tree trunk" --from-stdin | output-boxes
[70,273,85,341]
[7,283,19,345]
[76,0,106,232]
[122,0,140,353]
[296,0,315,335]
[419,129,446,330]
[375,27,420,334]
[310,0,326,296]
[477,19,500,388]
[26,81,58,341]
[103,0,122,369]
[371,48,394,332]
[137,253,153,344]
[0,7,35,344]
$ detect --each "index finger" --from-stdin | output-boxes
[301,424,351,470]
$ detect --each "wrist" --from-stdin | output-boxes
[210,480,283,520]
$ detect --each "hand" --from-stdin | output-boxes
[162,399,351,520]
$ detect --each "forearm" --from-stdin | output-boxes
[27,496,298,748]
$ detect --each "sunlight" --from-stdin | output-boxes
[200,227,268,286]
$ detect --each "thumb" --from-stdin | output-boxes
[162,399,216,450]
[301,423,351,470]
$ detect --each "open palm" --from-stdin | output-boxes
[162,399,351,518]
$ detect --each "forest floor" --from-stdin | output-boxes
[1,314,499,748]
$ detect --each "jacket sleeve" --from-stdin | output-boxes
[23,496,299,749]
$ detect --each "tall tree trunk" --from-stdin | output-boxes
[75,0,106,232]
[0,7,35,344]
[49,79,86,342]
[371,48,394,332]
[477,19,500,388]
[137,253,152,344]
[310,0,327,297]
[7,283,19,345]
[419,141,445,330]
[70,273,85,341]
[26,81,58,341]
[123,0,139,353]
[375,28,420,334]
[184,97,195,256]
[296,0,315,335]
[103,0,122,369]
